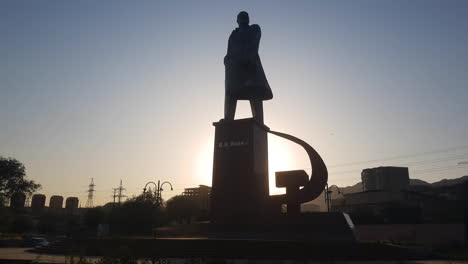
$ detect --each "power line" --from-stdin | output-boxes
[328,164,468,182]
[289,149,468,177]
[398,154,468,166]
[327,145,468,168]
[327,154,468,176]
[412,164,468,174]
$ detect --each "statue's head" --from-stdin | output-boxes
[237,11,249,26]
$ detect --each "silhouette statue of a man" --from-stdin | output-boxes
[224,11,273,123]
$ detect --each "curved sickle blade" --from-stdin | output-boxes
[269,130,328,203]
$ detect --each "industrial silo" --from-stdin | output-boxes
[65,197,79,214]
[49,195,64,209]
[10,192,26,208]
[31,194,46,214]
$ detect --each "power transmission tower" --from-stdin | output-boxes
[113,180,126,205]
[85,178,95,208]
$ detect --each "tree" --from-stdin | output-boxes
[109,191,167,235]
[166,195,201,224]
[84,206,106,231]
[0,157,41,206]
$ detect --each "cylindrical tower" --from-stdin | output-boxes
[49,195,64,209]
[10,193,26,209]
[65,197,79,215]
[31,194,46,214]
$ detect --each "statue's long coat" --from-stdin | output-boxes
[224,24,273,101]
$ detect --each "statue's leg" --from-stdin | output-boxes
[224,95,237,120]
[250,100,264,123]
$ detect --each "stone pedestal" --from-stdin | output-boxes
[211,118,270,224]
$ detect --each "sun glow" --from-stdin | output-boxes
[268,137,291,195]
[194,133,310,194]
[268,133,314,194]
[194,136,214,186]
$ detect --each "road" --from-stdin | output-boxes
[0,247,66,263]
[1,247,467,263]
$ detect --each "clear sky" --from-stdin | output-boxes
[1,0,468,206]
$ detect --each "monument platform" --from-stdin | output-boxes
[155,212,356,243]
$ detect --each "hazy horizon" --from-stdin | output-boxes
[2,0,468,206]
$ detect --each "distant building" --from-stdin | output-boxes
[332,167,465,224]
[361,166,409,192]
[183,185,211,211]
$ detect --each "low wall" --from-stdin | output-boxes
[354,224,465,246]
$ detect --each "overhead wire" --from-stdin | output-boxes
[327,144,468,168]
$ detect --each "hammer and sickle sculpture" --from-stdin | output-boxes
[268,130,328,212]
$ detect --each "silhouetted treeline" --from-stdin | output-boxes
[108,192,166,235]
[106,193,204,235]
[0,191,206,237]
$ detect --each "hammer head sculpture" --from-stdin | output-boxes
[276,170,310,215]
[276,170,309,188]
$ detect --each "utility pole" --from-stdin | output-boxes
[112,189,117,204]
[324,184,329,212]
[85,178,95,208]
[325,184,342,212]
[117,180,126,204]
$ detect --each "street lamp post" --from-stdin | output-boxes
[143,180,173,206]
[143,181,158,196]
[325,184,342,212]
[158,181,174,206]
